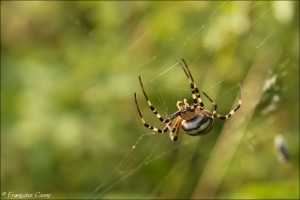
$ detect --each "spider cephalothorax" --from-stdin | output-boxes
[134,59,242,141]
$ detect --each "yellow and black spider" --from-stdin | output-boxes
[134,59,242,141]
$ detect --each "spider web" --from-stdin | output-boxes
[86,2,298,199]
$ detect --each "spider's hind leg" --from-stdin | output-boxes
[213,84,242,120]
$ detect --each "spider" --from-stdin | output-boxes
[134,59,242,141]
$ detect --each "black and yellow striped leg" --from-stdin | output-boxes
[178,59,205,109]
[213,84,242,120]
[166,110,181,123]
[202,92,217,117]
[169,118,182,141]
[138,76,167,123]
[169,127,178,141]
[134,93,169,134]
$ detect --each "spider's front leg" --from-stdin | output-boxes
[138,76,167,123]
[163,110,181,123]
[178,59,205,109]
[134,93,168,134]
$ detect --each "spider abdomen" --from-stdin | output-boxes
[182,115,208,131]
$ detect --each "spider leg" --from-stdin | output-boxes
[138,76,167,123]
[202,91,217,117]
[134,93,169,134]
[178,59,205,109]
[168,117,182,141]
[167,110,181,122]
[213,84,242,120]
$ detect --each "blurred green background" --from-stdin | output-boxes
[1,1,299,199]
